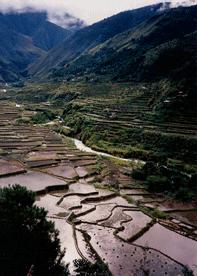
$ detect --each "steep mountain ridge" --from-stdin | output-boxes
[27,3,169,78]
[55,5,196,86]
[0,10,84,82]
[1,11,77,51]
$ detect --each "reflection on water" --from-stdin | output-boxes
[35,194,68,217]
[0,170,67,192]
[75,230,97,263]
[69,182,97,194]
[118,211,152,240]
[101,206,132,228]
[135,223,197,275]
[43,165,77,179]
[77,203,116,223]
[77,223,183,276]
[170,211,197,227]
[51,218,81,274]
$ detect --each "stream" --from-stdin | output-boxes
[72,138,145,164]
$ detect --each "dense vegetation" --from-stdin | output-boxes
[132,161,197,201]
[27,3,167,78]
[0,10,85,82]
[53,6,196,89]
[73,259,112,276]
[1,4,196,194]
[0,185,69,276]
[48,5,197,168]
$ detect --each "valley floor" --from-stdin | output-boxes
[0,100,196,275]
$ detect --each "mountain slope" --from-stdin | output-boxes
[0,10,85,82]
[1,11,78,51]
[0,11,86,50]
[27,3,169,78]
[0,24,46,82]
[56,5,196,84]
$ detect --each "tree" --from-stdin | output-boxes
[182,265,194,276]
[73,259,112,276]
[0,184,69,276]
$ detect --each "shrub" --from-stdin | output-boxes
[132,168,147,180]
[73,259,112,276]
[146,175,170,192]
[31,110,58,124]
[189,173,197,190]
[93,163,104,173]
[174,187,193,201]
[17,117,31,124]
[132,161,156,180]
[0,184,69,276]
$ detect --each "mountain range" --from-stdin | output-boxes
[26,3,170,78]
[0,2,196,89]
[59,4,196,83]
[0,10,85,82]
[48,4,196,113]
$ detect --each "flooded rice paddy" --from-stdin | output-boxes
[0,159,26,176]
[117,211,152,240]
[34,181,196,275]
[100,207,134,228]
[0,170,67,192]
[42,164,78,179]
[77,223,183,276]
[170,210,197,227]
[51,218,81,274]
[0,103,196,275]
[135,223,197,275]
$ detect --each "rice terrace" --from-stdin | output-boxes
[0,2,197,276]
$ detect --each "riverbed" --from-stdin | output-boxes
[72,138,145,164]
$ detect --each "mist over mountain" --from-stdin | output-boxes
[27,3,169,78]
[60,5,196,82]
[0,2,196,85]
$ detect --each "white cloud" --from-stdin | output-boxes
[0,0,196,25]
[47,11,86,30]
[169,0,197,7]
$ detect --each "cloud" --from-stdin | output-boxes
[0,0,197,25]
[169,0,197,7]
[47,11,86,31]
[158,2,171,11]
[0,1,86,30]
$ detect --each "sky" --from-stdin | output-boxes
[0,0,196,25]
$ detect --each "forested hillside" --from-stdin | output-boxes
[27,3,168,78]
[0,10,84,82]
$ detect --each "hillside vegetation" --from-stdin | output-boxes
[1,5,196,168]
[0,10,84,82]
[27,3,168,78]
[33,5,196,166]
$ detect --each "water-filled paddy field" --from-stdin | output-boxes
[34,181,196,275]
[0,102,197,275]
[135,223,197,275]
